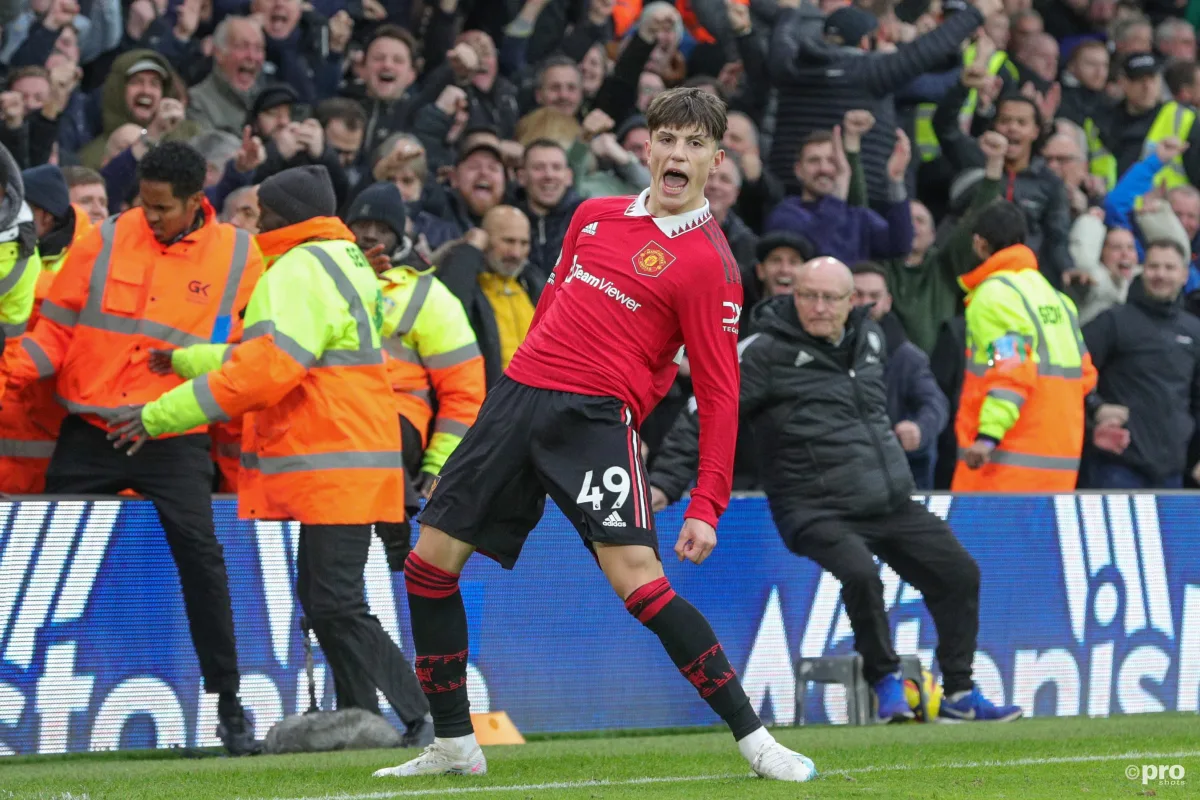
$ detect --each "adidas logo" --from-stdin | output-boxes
[582,222,598,236]
[795,350,814,367]
[603,511,626,528]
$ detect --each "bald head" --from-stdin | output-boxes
[482,205,531,276]
[800,257,853,289]
[794,257,854,341]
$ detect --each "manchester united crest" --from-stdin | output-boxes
[631,241,677,278]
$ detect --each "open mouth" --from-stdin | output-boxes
[134,94,154,108]
[662,168,688,195]
[236,64,257,81]
[471,180,495,199]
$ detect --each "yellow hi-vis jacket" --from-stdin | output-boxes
[379,264,485,476]
[952,244,1097,493]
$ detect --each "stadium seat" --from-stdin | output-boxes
[795,654,929,725]
[795,654,871,725]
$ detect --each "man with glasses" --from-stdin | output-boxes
[650,255,1023,725]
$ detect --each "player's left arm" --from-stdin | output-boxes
[528,201,592,331]
[674,257,743,530]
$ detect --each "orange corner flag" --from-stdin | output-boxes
[470,711,525,746]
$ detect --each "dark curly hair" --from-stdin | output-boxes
[137,141,207,200]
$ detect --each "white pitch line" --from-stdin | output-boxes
[253,749,1200,800]
[253,774,737,800]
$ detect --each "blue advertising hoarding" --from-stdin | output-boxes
[0,493,1198,755]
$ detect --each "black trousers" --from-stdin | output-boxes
[296,523,428,725]
[783,500,980,694]
[46,415,240,694]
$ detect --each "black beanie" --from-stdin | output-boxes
[22,165,69,220]
[258,165,337,226]
[756,231,815,263]
[345,182,408,242]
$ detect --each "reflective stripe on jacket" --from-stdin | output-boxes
[0,240,39,346]
[5,201,262,433]
[914,49,1016,163]
[380,264,485,475]
[142,220,405,525]
[1140,101,1196,192]
[0,208,94,493]
[952,244,1097,492]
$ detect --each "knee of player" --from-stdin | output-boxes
[413,524,473,572]
[597,542,663,597]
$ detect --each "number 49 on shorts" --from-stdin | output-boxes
[576,467,630,511]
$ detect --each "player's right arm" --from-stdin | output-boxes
[527,201,592,332]
[4,225,101,390]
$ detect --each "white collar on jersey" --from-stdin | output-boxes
[624,189,713,239]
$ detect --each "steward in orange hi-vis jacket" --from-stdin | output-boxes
[952,203,1096,493]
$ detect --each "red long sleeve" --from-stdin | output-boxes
[676,275,743,527]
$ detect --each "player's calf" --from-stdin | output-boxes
[374,551,488,777]
[622,576,816,782]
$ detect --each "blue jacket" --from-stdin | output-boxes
[1105,151,1200,293]
[765,193,914,266]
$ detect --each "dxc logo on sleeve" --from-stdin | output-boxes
[722,302,741,334]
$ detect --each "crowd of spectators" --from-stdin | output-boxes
[7,0,1200,493]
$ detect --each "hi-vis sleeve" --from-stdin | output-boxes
[411,278,484,475]
[965,280,1039,442]
[142,251,336,436]
[5,224,103,390]
[0,242,39,345]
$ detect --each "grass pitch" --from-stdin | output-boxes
[1,713,1196,799]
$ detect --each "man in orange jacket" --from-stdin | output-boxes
[953,202,1100,492]
[2,142,265,755]
[0,166,93,494]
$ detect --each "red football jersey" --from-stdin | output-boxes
[506,191,743,527]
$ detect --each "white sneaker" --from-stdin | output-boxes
[749,740,818,782]
[372,738,487,777]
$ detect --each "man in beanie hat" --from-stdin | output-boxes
[347,182,485,571]
[22,165,93,273]
[345,180,410,262]
[1,141,264,755]
[113,165,432,748]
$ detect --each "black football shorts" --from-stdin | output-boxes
[418,376,658,569]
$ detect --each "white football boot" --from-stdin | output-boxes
[373,737,487,777]
[748,738,818,782]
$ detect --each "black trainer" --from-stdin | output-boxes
[217,701,262,756]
